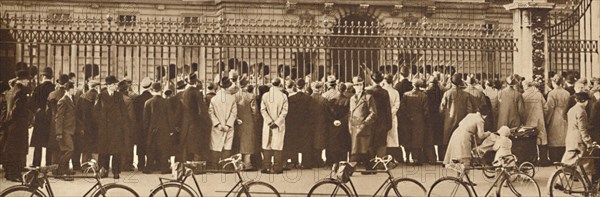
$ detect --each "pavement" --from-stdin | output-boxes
[0,161,558,196]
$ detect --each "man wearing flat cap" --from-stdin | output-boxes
[2,70,31,182]
[349,76,377,171]
[308,81,330,168]
[77,78,101,167]
[131,77,153,171]
[143,82,175,174]
[208,77,238,171]
[399,78,429,165]
[260,78,288,174]
[496,74,525,130]
[439,74,474,160]
[30,67,55,168]
[94,75,130,179]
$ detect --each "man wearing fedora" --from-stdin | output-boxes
[55,82,77,181]
[143,82,176,174]
[349,76,377,172]
[117,78,137,172]
[439,74,474,160]
[2,70,31,182]
[260,78,288,174]
[47,74,71,170]
[309,81,330,168]
[208,77,238,171]
[30,67,55,167]
[95,75,130,179]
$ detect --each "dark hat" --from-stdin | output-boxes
[219,77,233,89]
[16,70,30,80]
[42,67,53,78]
[370,71,384,83]
[105,75,119,85]
[384,74,394,83]
[271,78,282,87]
[239,76,249,87]
[575,92,591,102]
[451,74,464,86]
[57,74,70,85]
[295,78,306,89]
[64,81,75,90]
[187,72,198,83]
[207,82,217,91]
[151,82,162,92]
[68,72,76,80]
[399,66,410,77]
[566,74,576,84]
[176,79,187,90]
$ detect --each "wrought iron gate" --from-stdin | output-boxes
[0,12,516,90]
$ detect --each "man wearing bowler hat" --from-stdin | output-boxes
[95,75,130,179]
[55,81,77,181]
[143,82,176,174]
[178,73,207,166]
[3,70,31,182]
[365,71,392,173]
[47,74,71,170]
[394,66,413,163]
[30,67,55,167]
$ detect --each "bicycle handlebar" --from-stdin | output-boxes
[219,154,243,170]
[370,155,394,170]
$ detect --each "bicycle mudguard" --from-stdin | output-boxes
[149,182,200,197]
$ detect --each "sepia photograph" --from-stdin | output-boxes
[0,0,598,196]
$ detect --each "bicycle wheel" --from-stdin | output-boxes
[149,182,198,197]
[237,181,280,197]
[548,168,589,197]
[307,179,351,197]
[518,161,536,177]
[428,177,472,197]
[0,186,44,197]
[498,172,541,197]
[384,178,427,196]
[92,183,140,197]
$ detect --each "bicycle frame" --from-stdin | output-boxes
[460,166,523,197]
[157,169,205,197]
[222,170,250,197]
[343,169,401,196]
[39,175,107,197]
[556,154,600,196]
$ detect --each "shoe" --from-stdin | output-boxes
[360,170,377,175]
[261,169,270,174]
[142,170,152,174]
[123,165,136,172]
[61,175,74,181]
[267,170,283,174]
[113,174,120,179]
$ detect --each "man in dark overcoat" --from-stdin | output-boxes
[394,66,412,163]
[425,77,444,163]
[143,82,175,174]
[310,81,329,168]
[55,82,77,180]
[30,67,55,167]
[326,83,352,165]
[2,70,31,182]
[118,78,136,171]
[179,73,206,163]
[365,71,392,166]
[47,74,70,168]
[95,75,130,179]
[400,79,429,165]
[77,79,100,164]
[132,77,153,171]
[284,79,314,169]
[439,74,474,160]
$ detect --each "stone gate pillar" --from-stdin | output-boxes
[505,0,554,84]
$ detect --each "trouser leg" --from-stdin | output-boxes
[111,154,121,175]
[58,149,73,175]
[72,133,82,169]
[262,150,273,171]
[32,146,43,167]
[121,146,133,171]
[273,150,284,173]
[438,145,447,162]
[137,144,146,171]
[424,146,438,164]
[98,154,110,171]
[207,151,220,171]
[548,146,565,162]
[313,148,324,168]
[251,153,262,169]
[45,148,53,166]
[221,150,233,171]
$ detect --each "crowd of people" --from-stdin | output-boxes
[0,62,599,184]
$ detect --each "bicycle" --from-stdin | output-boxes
[428,154,541,197]
[547,143,600,197]
[0,160,139,197]
[307,155,427,196]
[148,154,280,197]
